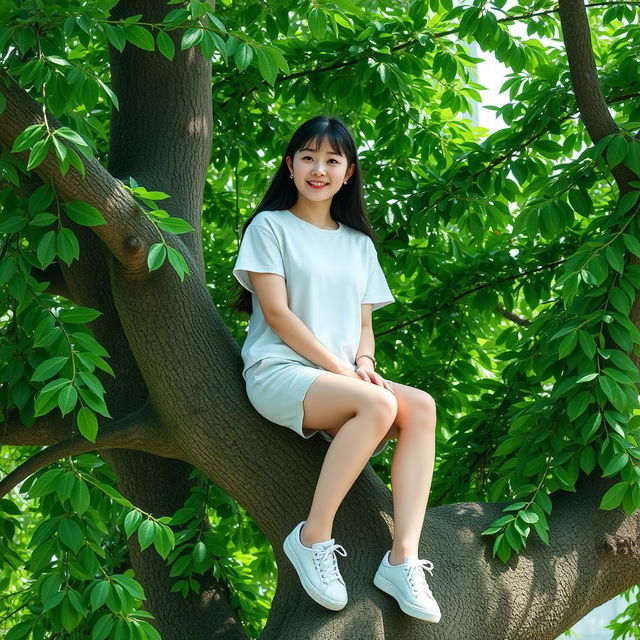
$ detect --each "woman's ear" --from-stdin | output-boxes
[285,155,293,174]
[346,162,356,181]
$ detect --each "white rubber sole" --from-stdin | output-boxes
[283,532,347,611]
[373,572,441,623]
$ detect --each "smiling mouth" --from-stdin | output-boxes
[307,181,328,189]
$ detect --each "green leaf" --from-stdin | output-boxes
[532,518,549,544]
[598,375,626,411]
[57,226,80,265]
[579,445,596,474]
[37,230,57,267]
[31,356,68,382]
[568,188,593,216]
[6,620,33,640]
[587,254,609,286]
[154,524,175,558]
[577,331,596,360]
[59,307,102,324]
[615,190,640,215]
[308,7,327,39]
[138,620,162,640]
[181,28,203,50]
[605,246,624,274]
[163,8,190,25]
[156,29,175,60]
[235,43,253,71]
[193,540,208,564]
[601,451,628,477]
[138,519,156,550]
[599,481,628,510]
[167,246,189,281]
[92,614,114,640]
[576,372,597,384]
[72,331,109,357]
[91,581,110,610]
[77,406,98,442]
[12,124,46,152]
[132,187,170,200]
[104,24,126,52]
[112,574,145,600]
[29,469,64,497]
[65,201,107,226]
[27,137,51,170]
[623,233,640,258]
[78,370,105,396]
[70,477,91,514]
[34,386,64,417]
[155,217,194,233]
[43,590,65,611]
[581,411,602,442]
[58,518,84,553]
[58,384,78,416]
[557,331,577,358]
[255,47,277,85]
[606,134,628,168]
[124,510,143,538]
[55,127,89,148]
[28,183,55,215]
[125,25,155,51]
[147,243,167,271]
[567,391,590,420]
[0,215,26,233]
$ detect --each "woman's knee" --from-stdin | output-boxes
[405,390,437,436]
[359,388,398,431]
[419,390,436,416]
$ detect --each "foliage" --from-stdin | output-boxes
[0,0,639,637]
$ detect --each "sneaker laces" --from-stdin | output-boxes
[314,543,347,585]
[405,558,434,598]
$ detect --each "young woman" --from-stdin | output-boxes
[232,115,441,623]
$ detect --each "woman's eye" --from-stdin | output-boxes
[301,156,339,163]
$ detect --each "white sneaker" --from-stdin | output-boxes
[373,551,441,623]
[283,521,348,611]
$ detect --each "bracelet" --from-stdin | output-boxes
[355,354,376,369]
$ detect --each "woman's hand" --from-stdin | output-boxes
[335,363,362,379]
[355,366,396,394]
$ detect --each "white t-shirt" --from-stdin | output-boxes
[233,209,394,379]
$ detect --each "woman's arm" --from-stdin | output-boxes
[356,304,376,372]
[355,304,395,393]
[249,271,355,376]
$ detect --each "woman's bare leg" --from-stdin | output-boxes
[387,385,437,564]
[297,373,398,546]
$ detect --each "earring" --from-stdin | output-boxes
[290,175,293,179]
[344,181,348,185]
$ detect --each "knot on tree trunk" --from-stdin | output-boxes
[603,533,640,556]
[124,235,144,253]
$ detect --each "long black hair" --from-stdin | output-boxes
[231,115,379,315]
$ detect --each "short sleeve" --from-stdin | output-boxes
[362,240,394,312]
[232,223,285,293]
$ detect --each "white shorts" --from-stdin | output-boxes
[244,357,388,458]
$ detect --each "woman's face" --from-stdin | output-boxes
[286,137,355,205]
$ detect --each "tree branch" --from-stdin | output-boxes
[496,304,531,326]
[558,0,638,189]
[0,72,159,272]
[0,402,181,497]
[378,259,564,337]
